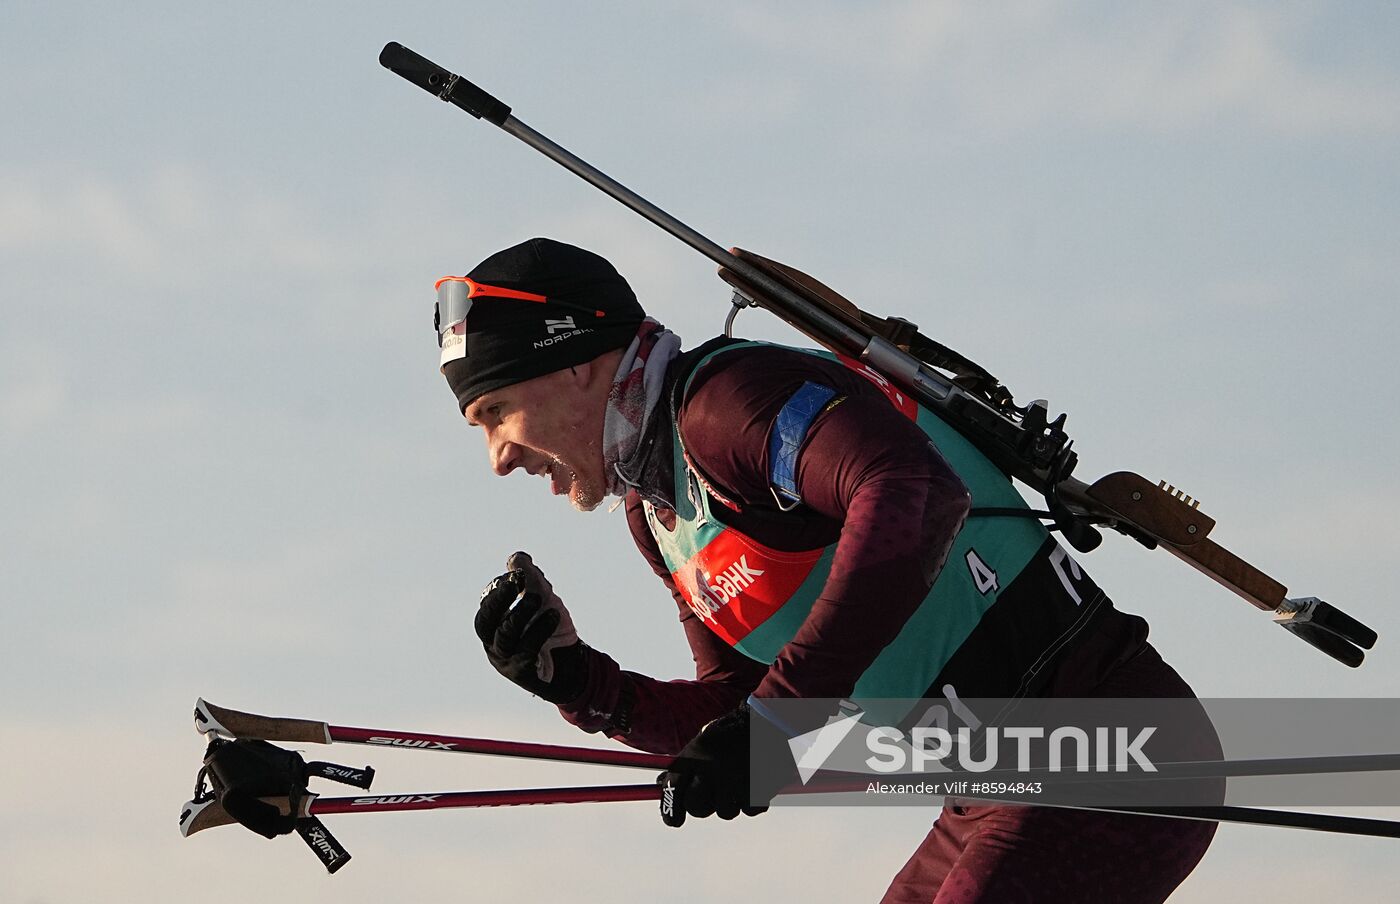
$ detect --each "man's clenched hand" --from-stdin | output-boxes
[476,551,588,705]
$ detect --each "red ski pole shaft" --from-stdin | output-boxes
[195,699,671,770]
[312,783,662,816]
[308,778,870,818]
[180,784,661,836]
[325,724,671,770]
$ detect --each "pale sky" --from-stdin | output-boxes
[3,2,1399,902]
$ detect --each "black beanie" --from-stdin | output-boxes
[439,238,645,412]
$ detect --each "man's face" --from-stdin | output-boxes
[463,365,609,512]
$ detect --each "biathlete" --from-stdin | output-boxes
[438,237,1216,902]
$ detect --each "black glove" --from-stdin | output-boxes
[476,551,589,705]
[658,703,794,827]
[202,738,308,838]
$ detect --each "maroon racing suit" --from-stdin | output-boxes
[558,340,1216,902]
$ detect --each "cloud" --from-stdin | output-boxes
[0,166,347,289]
[721,2,1400,136]
[0,346,68,436]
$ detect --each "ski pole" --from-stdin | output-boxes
[185,701,1400,843]
[199,699,1400,785]
[181,783,661,837]
[181,779,1400,842]
[1055,803,1400,840]
[195,698,670,770]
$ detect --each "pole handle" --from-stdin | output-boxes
[379,42,511,125]
[195,698,331,745]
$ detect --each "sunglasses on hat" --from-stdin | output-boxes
[434,276,606,367]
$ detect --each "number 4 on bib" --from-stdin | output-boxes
[964,549,999,595]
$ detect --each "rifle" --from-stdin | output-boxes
[378,43,1376,667]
